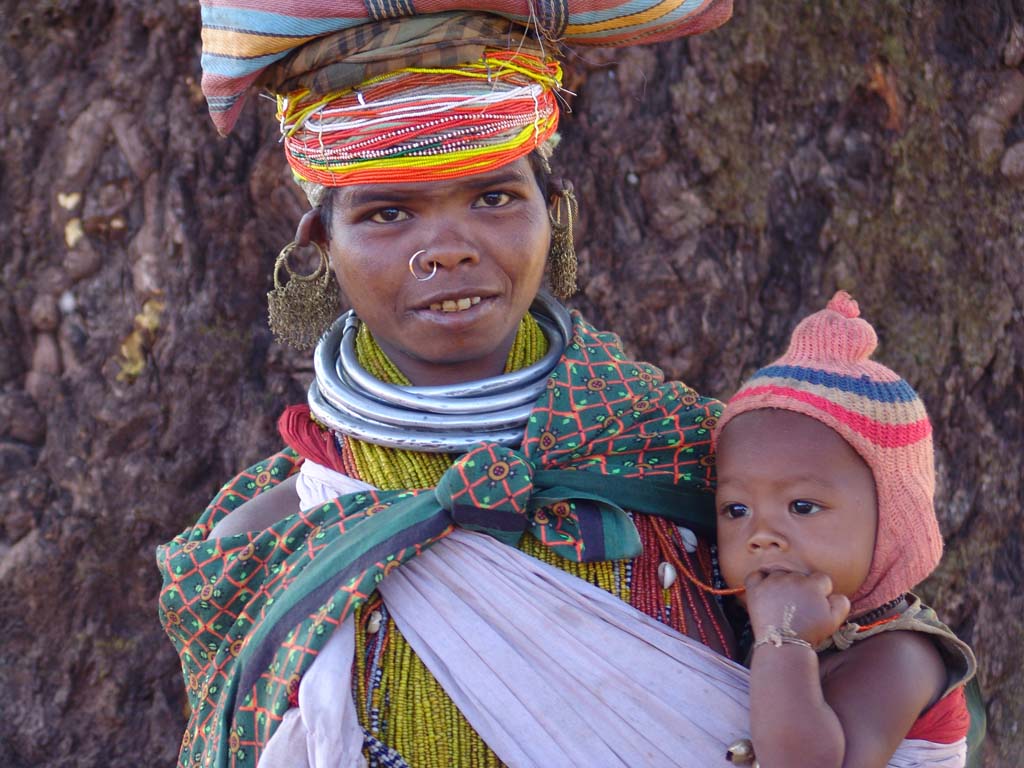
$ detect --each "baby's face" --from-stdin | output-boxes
[715,410,878,602]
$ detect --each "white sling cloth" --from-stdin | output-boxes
[261,459,967,768]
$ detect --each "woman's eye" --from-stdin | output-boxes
[720,503,749,520]
[475,191,512,208]
[790,500,823,516]
[369,207,409,223]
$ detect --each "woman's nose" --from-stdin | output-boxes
[420,218,481,272]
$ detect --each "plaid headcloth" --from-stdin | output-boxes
[714,291,943,615]
[199,0,733,136]
[198,2,733,186]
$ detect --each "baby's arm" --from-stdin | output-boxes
[746,570,848,767]
[820,630,947,767]
[745,571,945,768]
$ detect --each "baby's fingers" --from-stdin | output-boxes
[827,593,851,631]
[743,570,768,591]
[806,571,834,597]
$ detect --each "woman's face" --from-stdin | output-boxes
[324,156,551,386]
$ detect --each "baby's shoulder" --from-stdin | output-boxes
[822,629,947,710]
[849,628,946,668]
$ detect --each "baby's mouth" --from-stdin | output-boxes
[428,296,482,313]
[757,565,808,577]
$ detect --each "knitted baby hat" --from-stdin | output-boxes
[713,291,942,615]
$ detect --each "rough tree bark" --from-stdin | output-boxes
[0,1,1020,765]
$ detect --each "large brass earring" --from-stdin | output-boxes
[548,183,578,300]
[267,240,340,350]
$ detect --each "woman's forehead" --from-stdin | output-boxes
[332,158,535,205]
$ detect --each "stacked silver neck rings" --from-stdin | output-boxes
[309,292,573,453]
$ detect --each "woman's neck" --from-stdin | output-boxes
[375,333,519,386]
[358,316,548,387]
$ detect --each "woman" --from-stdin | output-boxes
[158,3,750,767]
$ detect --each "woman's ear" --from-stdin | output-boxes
[546,177,575,210]
[544,178,579,299]
[294,206,327,247]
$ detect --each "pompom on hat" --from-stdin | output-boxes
[713,291,942,615]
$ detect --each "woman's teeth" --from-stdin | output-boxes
[430,297,481,312]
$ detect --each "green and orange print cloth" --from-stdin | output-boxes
[157,312,723,768]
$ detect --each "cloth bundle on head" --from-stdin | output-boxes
[713,291,942,616]
[199,0,732,186]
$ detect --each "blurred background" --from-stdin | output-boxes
[0,0,1021,765]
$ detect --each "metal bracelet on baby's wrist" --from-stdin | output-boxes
[752,626,813,651]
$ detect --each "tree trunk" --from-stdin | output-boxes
[0,1,1020,765]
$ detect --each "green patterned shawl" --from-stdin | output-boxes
[157,312,722,767]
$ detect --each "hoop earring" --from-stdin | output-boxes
[267,240,340,350]
[548,183,578,299]
[409,249,437,282]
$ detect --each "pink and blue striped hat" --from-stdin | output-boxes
[714,290,942,615]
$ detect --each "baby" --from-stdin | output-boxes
[713,291,977,768]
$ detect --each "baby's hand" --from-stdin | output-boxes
[744,570,850,647]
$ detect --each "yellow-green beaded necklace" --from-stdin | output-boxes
[347,313,626,766]
[346,315,546,490]
[350,315,542,766]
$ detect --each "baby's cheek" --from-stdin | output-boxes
[716,539,746,592]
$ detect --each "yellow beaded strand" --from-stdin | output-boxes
[346,314,635,764]
[518,535,628,603]
[347,316,548,490]
[349,314,546,767]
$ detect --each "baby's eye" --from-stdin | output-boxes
[720,503,749,520]
[474,191,512,208]
[369,207,409,223]
[790,500,823,516]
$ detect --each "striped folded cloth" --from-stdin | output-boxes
[199,0,732,133]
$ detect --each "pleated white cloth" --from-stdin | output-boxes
[888,739,966,768]
[260,459,967,768]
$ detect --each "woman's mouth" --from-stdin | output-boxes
[428,296,482,313]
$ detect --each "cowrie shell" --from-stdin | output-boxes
[366,610,383,635]
[677,526,698,553]
[658,561,678,590]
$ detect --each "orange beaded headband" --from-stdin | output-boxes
[277,50,562,187]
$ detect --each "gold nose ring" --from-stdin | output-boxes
[408,249,437,281]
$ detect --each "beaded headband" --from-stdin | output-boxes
[278,50,561,187]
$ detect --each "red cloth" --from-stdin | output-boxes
[906,686,970,743]
[277,404,346,474]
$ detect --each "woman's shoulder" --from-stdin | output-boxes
[207,473,301,539]
[164,449,304,541]
[569,311,723,407]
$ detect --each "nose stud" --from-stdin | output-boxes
[408,249,437,282]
